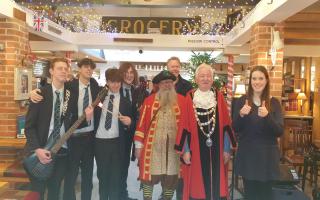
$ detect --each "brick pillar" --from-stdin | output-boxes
[0,18,29,138]
[250,22,284,99]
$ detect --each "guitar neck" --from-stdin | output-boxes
[51,88,107,154]
[51,114,86,154]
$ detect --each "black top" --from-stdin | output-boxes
[132,86,149,122]
[232,95,284,181]
[24,84,75,154]
[175,75,193,96]
[120,85,136,133]
[68,78,101,130]
[197,107,226,200]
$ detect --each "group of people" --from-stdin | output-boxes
[24,56,284,200]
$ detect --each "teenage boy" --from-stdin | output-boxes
[87,68,133,200]
[63,58,101,200]
[24,57,75,200]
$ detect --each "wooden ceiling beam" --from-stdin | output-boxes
[283,22,320,29]
[284,39,320,46]
[286,12,320,22]
[284,28,320,32]
[29,33,51,41]
[284,29,320,39]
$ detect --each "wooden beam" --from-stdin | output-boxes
[286,12,320,22]
[285,27,320,32]
[284,29,320,39]
[284,39,320,46]
[13,8,26,22]
[0,139,25,150]
[283,22,320,29]
[29,33,51,41]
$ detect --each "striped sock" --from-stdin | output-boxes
[142,184,153,200]
[163,189,174,200]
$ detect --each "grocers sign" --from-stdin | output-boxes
[101,16,201,35]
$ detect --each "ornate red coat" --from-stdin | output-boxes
[175,89,237,200]
[134,93,187,181]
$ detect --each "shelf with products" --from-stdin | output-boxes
[282,73,306,99]
[282,72,306,113]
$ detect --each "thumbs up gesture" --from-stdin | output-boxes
[239,99,251,117]
[258,100,269,118]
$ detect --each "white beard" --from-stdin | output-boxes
[158,88,177,108]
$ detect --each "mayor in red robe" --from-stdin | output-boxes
[175,64,236,200]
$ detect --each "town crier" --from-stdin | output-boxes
[134,70,187,200]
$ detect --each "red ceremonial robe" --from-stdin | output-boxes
[175,89,237,200]
[134,93,187,181]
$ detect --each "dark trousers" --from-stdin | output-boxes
[243,178,273,200]
[29,148,68,200]
[95,137,122,200]
[175,179,183,200]
[120,134,134,198]
[162,179,182,200]
[63,133,94,200]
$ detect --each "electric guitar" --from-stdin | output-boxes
[23,87,108,180]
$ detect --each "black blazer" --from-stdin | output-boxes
[95,94,133,146]
[175,75,193,96]
[24,84,74,154]
[68,78,101,129]
[120,85,136,133]
[119,85,134,104]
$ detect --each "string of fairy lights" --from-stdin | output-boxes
[16,0,259,35]
[183,0,257,35]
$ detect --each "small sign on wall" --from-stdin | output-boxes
[17,115,26,139]
[14,68,32,100]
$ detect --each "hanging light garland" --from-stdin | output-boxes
[16,0,260,35]
[18,2,115,33]
[184,0,259,35]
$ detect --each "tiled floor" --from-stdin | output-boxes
[76,160,172,200]
[75,159,244,200]
[74,160,314,200]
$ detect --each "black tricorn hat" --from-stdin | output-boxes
[152,70,176,84]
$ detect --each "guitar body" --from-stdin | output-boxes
[23,87,108,181]
[23,152,55,181]
[23,139,57,181]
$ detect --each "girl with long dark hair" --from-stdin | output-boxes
[232,65,284,200]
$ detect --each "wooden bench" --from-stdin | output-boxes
[0,138,26,149]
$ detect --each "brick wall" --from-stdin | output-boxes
[0,18,29,138]
[249,22,284,99]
